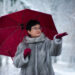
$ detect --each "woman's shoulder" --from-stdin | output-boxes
[17,41,26,48]
[45,37,51,42]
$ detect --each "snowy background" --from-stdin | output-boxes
[0,0,75,75]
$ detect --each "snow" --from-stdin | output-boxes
[0,0,75,75]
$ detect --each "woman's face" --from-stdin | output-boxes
[28,24,42,38]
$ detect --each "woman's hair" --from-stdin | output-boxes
[26,19,40,31]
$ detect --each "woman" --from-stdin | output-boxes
[13,20,68,75]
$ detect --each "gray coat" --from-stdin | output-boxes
[13,32,62,75]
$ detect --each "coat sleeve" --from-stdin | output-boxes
[47,34,62,56]
[13,42,29,68]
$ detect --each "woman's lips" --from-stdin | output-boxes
[37,33,40,34]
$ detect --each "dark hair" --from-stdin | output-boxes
[26,19,40,31]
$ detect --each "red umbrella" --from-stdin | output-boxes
[0,9,58,58]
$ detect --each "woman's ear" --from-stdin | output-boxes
[28,30,31,34]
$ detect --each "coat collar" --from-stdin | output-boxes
[23,32,46,44]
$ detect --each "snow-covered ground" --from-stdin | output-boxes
[53,63,75,75]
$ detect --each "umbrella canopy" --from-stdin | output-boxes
[0,9,58,58]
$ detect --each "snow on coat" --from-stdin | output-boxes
[13,32,62,75]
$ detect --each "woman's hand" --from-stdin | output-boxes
[23,48,31,58]
[56,32,68,39]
